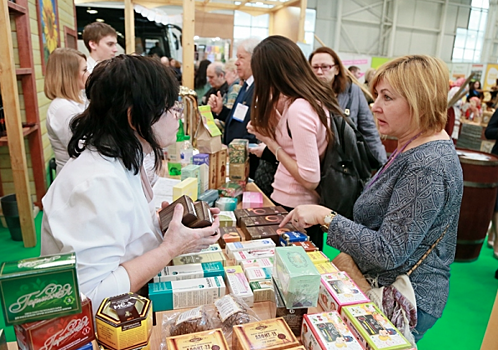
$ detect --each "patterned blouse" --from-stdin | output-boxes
[327,140,463,318]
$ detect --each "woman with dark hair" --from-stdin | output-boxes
[309,47,387,165]
[247,35,343,250]
[41,55,220,313]
[195,59,211,104]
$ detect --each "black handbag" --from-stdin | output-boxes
[317,113,380,219]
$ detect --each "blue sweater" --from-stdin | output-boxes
[327,140,463,318]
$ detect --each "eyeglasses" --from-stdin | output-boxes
[164,101,183,120]
[311,64,336,72]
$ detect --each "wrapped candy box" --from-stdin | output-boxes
[273,247,321,308]
[228,139,249,164]
[242,192,264,209]
[318,272,369,313]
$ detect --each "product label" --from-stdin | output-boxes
[214,295,242,323]
[176,306,202,326]
[40,316,91,350]
[235,318,298,350]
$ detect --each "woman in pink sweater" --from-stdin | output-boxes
[247,35,343,249]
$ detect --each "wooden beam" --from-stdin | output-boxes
[124,0,135,53]
[270,0,300,12]
[298,0,307,42]
[183,0,195,89]
[0,0,36,247]
[203,0,210,4]
[236,0,251,9]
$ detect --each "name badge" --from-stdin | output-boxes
[233,103,249,122]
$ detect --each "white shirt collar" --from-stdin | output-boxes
[245,75,254,87]
[87,56,98,74]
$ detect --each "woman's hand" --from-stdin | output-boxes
[247,121,277,149]
[249,143,267,158]
[162,204,220,256]
[208,92,223,114]
[280,205,332,230]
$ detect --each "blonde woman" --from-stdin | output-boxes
[44,48,89,173]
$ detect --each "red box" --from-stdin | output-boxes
[15,295,95,350]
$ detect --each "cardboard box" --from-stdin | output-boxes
[245,267,272,283]
[301,312,363,350]
[307,251,330,265]
[274,247,321,308]
[249,280,274,302]
[173,178,198,201]
[234,206,288,225]
[217,145,228,188]
[229,160,249,183]
[290,241,319,252]
[193,153,210,166]
[95,293,152,350]
[232,318,300,350]
[240,215,286,229]
[233,249,275,262]
[173,252,226,266]
[228,139,249,164]
[218,226,241,248]
[314,262,339,275]
[208,152,219,190]
[198,189,219,207]
[280,231,309,246]
[215,197,238,211]
[342,303,412,350]
[273,279,308,337]
[158,195,197,233]
[241,223,298,244]
[0,253,81,325]
[318,272,369,313]
[154,262,225,282]
[148,276,225,311]
[166,329,230,350]
[224,266,254,307]
[218,211,237,228]
[181,165,201,196]
[175,244,222,257]
[239,257,274,271]
[226,239,276,259]
[242,192,264,209]
[14,295,94,350]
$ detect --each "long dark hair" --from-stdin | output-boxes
[250,35,342,140]
[195,59,210,90]
[68,55,179,174]
[309,47,349,95]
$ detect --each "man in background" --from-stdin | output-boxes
[82,22,118,73]
[348,65,362,80]
[202,61,228,105]
[208,38,260,178]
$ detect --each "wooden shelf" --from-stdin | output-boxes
[0,125,39,146]
[16,68,32,76]
[7,1,26,16]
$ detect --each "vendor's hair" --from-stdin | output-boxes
[44,48,86,103]
[68,55,179,174]
[250,35,343,141]
[309,47,348,95]
[370,55,448,133]
[82,22,117,52]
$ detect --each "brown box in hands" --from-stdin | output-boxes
[158,195,197,232]
[190,201,214,228]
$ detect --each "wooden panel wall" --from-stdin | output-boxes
[1,0,76,199]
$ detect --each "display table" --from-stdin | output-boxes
[149,302,322,348]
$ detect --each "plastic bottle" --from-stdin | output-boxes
[180,135,194,167]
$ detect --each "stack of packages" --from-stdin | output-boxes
[0,253,94,350]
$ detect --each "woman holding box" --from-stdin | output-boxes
[41,55,220,313]
[247,35,343,250]
[281,55,463,342]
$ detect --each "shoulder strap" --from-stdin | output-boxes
[344,82,353,116]
[407,224,450,276]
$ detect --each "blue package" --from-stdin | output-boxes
[198,189,219,207]
[279,231,309,246]
[76,343,93,350]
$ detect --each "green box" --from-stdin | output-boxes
[0,253,81,326]
[273,246,321,308]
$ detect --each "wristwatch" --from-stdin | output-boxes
[321,210,338,232]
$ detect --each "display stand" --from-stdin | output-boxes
[0,0,46,247]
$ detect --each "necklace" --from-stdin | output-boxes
[366,132,422,190]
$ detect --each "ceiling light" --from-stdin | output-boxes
[96,18,105,22]
[87,8,98,14]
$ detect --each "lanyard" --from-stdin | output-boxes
[366,132,422,190]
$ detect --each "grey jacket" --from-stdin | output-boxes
[337,82,387,165]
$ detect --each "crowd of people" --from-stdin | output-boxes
[41,20,468,342]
